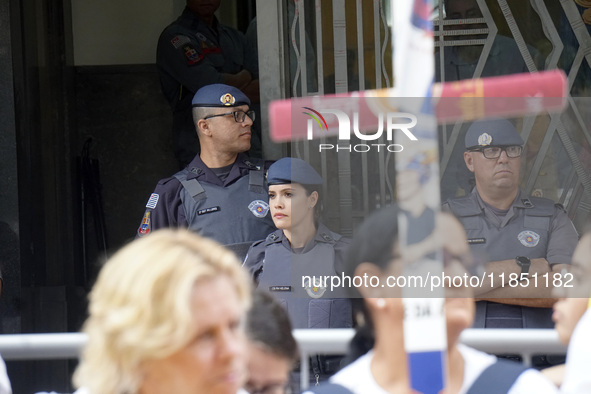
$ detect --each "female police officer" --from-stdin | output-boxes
[243,157,352,385]
[243,157,352,331]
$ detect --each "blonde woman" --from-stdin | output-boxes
[73,229,251,394]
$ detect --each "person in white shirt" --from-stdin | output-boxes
[0,355,11,394]
[309,205,557,394]
[549,227,591,393]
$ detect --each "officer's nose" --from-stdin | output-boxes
[497,150,510,163]
[242,113,253,127]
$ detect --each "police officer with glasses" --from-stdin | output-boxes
[137,84,275,260]
[444,118,579,334]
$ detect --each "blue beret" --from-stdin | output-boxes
[267,158,323,185]
[465,118,524,149]
[192,84,250,108]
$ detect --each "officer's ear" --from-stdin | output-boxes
[464,151,475,173]
[309,191,319,208]
[197,118,213,137]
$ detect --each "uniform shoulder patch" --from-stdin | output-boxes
[146,193,159,209]
[138,210,152,237]
[182,44,204,65]
[170,35,191,49]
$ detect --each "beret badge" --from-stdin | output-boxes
[220,93,236,106]
[478,132,493,146]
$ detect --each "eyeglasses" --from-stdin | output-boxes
[468,145,523,159]
[202,110,255,123]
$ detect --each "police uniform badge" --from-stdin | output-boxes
[478,133,493,146]
[138,210,151,237]
[146,193,159,209]
[248,200,269,218]
[305,282,327,298]
[183,44,203,65]
[196,32,222,55]
[220,93,236,106]
[170,35,190,49]
[518,230,540,247]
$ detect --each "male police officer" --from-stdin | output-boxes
[157,0,258,167]
[137,84,274,259]
[444,118,579,329]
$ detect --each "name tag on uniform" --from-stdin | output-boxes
[269,286,291,292]
[197,206,220,215]
[468,238,486,245]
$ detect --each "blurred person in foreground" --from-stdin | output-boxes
[305,205,557,393]
[244,290,298,394]
[544,225,591,392]
[73,229,251,394]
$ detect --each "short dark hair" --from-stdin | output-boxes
[246,290,298,363]
[192,107,212,131]
[343,205,400,363]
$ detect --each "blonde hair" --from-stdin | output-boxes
[73,229,251,393]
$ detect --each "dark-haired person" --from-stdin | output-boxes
[243,157,352,381]
[244,290,298,394]
[306,206,557,393]
[137,84,275,260]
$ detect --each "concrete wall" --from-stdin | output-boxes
[71,0,184,65]
[71,0,244,65]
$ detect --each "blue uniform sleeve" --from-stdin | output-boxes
[333,236,351,275]
[546,205,579,266]
[242,240,267,283]
[156,28,225,95]
[136,177,187,238]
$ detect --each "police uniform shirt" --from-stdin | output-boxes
[157,8,248,108]
[561,308,591,393]
[243,223,353,329]
[445,189,578,266]
[137,153,274,243]
[243,223,350,282]
[444,188,579,328]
